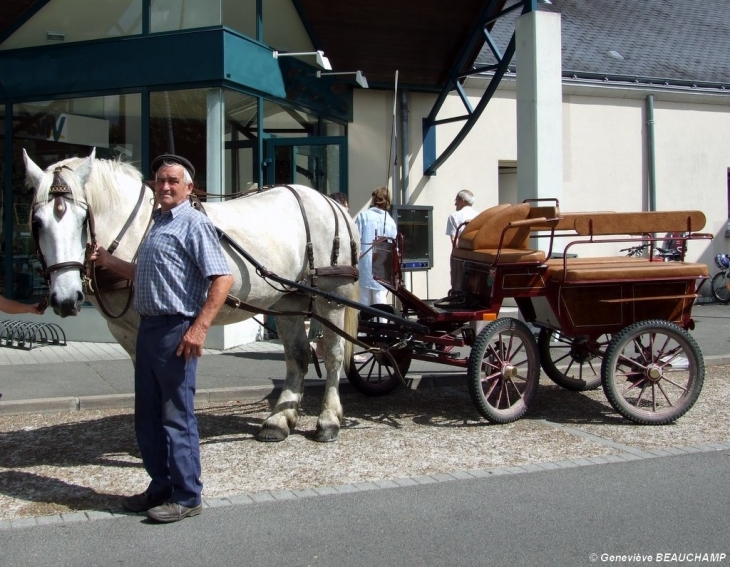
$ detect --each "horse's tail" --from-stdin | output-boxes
[342,281,360,375]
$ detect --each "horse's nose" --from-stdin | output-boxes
[49,290,84,317]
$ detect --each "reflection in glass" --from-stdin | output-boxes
[0,0,143,50]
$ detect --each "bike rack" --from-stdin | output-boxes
[0,319,67,350]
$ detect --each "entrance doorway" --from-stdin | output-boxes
[265,137,346,193]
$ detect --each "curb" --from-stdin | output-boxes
[1,356,729,417]
[0,373,470,416]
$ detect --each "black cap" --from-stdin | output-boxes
[151,154,195,181]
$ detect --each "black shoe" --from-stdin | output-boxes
[147,501,203,523]
[121,490,171,513]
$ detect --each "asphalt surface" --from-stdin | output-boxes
[1,450,728,566]
[1,302,729,563]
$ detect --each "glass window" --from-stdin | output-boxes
[1,0,142,51]
[224,91,258,193]
[221,0,313,53]
[151,0,221,33]
[11,94,141,299]
[150,89,209,186]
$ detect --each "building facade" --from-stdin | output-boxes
[2,0,729,344]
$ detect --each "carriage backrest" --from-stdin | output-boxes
[572,210,706,236]
[457,203,532,250]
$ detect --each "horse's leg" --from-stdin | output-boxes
[312,294,347,442]
[312,278,359,442]
[257,311,310,442]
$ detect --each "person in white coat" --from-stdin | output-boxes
[354,186,397,306]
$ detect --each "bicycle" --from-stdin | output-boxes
[711,254,730,303]
[620,243,649,257]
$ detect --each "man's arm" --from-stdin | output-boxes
[177,274,234,361]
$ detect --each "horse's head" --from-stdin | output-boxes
[23,149,95,317]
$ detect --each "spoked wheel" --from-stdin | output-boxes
[467,318,540,423]
[711,271,730,303]
[537,328,609,391]
[346,304,412,396]
[601,320,704,424]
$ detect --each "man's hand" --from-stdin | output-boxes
[177,323,207,361]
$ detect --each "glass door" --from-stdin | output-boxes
[264,137,346,194]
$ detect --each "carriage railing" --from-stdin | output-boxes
[0,319,67,350]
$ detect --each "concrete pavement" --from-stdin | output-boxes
[1,302,729,414]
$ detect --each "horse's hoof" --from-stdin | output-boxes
[313,427,339,443]
[256,427,288,443]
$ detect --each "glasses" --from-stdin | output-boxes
[155,176,182,186]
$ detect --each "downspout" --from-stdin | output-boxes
[400,90,410,204]
[646,94,657,211]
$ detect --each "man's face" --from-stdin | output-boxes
[454,196,464,211]
[155,164,192,212]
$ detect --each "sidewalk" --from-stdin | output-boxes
[1,302,729,415]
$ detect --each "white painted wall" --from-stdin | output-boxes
[349,82,730,302]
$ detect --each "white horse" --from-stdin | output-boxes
[23,149,359,443]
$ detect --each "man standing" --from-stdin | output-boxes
[446,190,478,247]
[90,154,233,523]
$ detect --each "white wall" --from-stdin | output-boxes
[348,82,730,301]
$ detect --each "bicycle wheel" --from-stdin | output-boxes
[537,328,607,391]
[711,271,730,303]
[601,320,704,425]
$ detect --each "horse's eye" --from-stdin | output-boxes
[32,214,43,230]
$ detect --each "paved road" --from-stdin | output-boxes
[1,450,728,567]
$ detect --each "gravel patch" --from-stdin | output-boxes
[1,366,729,521]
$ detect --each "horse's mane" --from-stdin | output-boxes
[31,155,144,216]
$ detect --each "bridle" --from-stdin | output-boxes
[31,164,150,318]
[31,165,94,281]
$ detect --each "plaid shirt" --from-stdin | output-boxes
[134,201,231,317]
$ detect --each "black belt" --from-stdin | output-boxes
[139,314,195,321]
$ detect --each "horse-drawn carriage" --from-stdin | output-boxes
[23,150,711,440]
[348,199,711,426]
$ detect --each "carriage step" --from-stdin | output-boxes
[0,319,67,350]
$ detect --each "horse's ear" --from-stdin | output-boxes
[23,149,45,190]
[74,149,96,188]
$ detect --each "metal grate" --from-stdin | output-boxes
[0,320,67,350]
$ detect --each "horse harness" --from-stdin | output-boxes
[31,165,149,318]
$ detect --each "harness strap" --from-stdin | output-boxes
[282,185,316,287]
[316,193,358,268]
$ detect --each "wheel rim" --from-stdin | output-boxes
[602,321,703,424]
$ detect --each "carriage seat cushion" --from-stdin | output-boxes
[547,260,708,282]
[457,203,532,251]
[452,247,546,264]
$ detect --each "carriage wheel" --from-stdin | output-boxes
[537,328,608,391]
[467,318,539,424]
[346,304,412,396]
[346,346,412,396]
[601,320,704,425]
[711,271,730,303]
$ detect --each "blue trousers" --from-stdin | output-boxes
[135,315,202,507]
